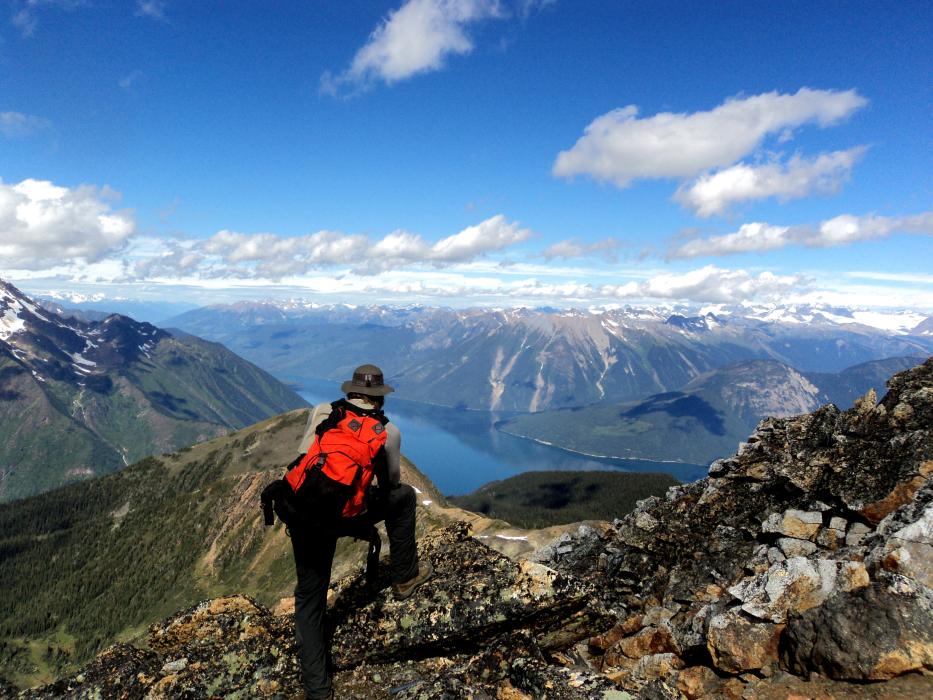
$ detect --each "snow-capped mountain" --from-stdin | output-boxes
[164,301,933,412]
[0,280,306,501]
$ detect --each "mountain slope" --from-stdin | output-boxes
[807,355,927,408]
[165,302,933,411]
[0,408,586,687]
[0,280,307,501]
[498,357,928,465]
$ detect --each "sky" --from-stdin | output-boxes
[1,0,931,310]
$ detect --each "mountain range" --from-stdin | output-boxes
[165,301,933,412]
[0,280,307,501]
[498,355,926,465]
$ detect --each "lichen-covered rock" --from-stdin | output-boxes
[866,482,933,588]
[674,665,721,699]
[706,608,782,673]
[728,558,869,623]
[329,522,611,668]
[782,576,933,680]
[761,510,823,541]
[16,644,161,699]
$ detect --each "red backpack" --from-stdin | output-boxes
[283,400,389,522]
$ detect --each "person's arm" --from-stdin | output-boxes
[297,403,332,455]
[384,422,401,487]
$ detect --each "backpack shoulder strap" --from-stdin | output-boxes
[314,400,347,437]
[327,398,389,426]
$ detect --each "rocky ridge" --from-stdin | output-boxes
[7,358,933,698]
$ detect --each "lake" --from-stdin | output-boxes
[299,380,708,495]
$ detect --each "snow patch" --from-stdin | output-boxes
[0,307,26,340]
[68,352,97,367]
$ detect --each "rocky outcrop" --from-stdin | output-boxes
[536,356,933,694]
[14,526,620,699]
[10,358,933,699]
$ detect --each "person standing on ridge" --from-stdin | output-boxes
[287,364,433,700]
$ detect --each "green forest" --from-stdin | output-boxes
[449,470,679,529]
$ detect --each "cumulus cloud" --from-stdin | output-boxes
[675,147,867,217]
[540,237,619,260]
[134,214,532,280]
[0,178,135,269]
[322,0,504,93]
[0,111,50,137]
[670,212,933,259]
[553,88,867,188]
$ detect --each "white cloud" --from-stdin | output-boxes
[518,0,557,16]
[428,214,531,262]
[135,1,166,21]
[675,147,867,217]
[601,265,805,304]
[540,237,619,261]
[670,212,933,259]
[134,215,532,280]
[0,178,135,269]
[121,264,802,305]
[11,0,87,37]
[553,88,867,188]
[323,0,504,93]
[0,111,50,137]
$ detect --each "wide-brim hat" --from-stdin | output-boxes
[341,364,395,397]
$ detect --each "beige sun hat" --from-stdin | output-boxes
[341,364,395,397]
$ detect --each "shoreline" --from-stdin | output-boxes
[498,427,700,466]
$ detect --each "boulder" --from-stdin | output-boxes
[728,558,868,623]
[782,578,933,680]
[707,608,783,673]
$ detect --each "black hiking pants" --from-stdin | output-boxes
[290,482,420,699]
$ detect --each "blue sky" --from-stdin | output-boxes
[1,0,931,310]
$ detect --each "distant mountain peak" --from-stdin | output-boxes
[0,279,307,501]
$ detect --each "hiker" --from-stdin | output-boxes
[285,364,432,700]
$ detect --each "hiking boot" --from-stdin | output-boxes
[392,559,434,600]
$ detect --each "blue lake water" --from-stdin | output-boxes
[299,380,708,495]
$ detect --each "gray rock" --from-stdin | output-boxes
[761,509,823,540]
[728,558,868,623]
[846,522,871,546]
[782,579,933,680]
[767,547,785,565]
[867,502,933,588]
[161,657,188,673]
[777,537,818,558]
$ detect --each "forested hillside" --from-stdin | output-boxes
[0,280,307,501]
